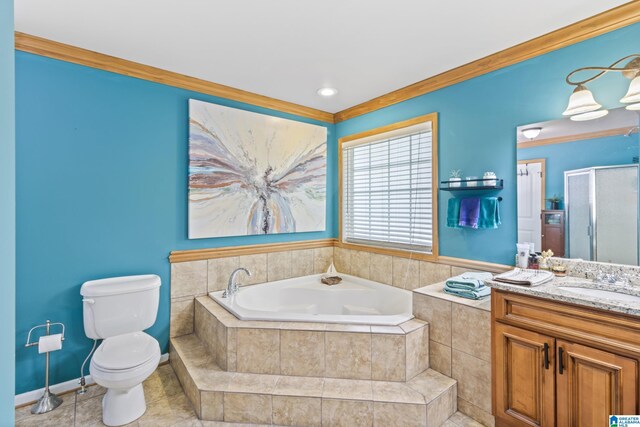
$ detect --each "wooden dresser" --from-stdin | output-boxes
[541,210,565,257]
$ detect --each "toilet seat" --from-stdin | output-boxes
[90,332,160,391]
[92,331,159,371]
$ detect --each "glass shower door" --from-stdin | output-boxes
[594,165,639,265]
[565,171,592,260]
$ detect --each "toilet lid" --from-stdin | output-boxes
[92,332,159,371]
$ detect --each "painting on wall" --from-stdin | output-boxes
[188,99,327,239]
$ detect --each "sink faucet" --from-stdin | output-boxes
[222,267,251,298]
[596,270,629,286]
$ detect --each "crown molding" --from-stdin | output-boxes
[15,2,640,126]
[14,32,335,124]
[334,1,640,122]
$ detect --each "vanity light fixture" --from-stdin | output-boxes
[563,54,640,120]
[522,127,542,140]
[569,109,609,121]
[317,87,338,97]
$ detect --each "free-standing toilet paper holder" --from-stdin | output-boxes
[25,320,66,414]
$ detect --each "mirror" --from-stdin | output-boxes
[516,107,640,266]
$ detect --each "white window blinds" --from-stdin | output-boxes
[342,122,434,253]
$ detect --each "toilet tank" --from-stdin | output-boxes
[81,275,161,339]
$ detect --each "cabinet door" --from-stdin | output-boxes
[556,340,638,427]
[494,323,556,426]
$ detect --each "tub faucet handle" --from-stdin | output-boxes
[223,268,252,298]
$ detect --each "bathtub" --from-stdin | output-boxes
[210,273,413,325]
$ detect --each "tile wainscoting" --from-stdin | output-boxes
[194,295,429,381]
[170,241,502,426]
[170,242,508,339]
[413,284,494,427]
[170,245,334,338]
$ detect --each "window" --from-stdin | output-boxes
[340,114,438,256]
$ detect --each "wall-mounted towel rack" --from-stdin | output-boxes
[439,178,503,191]
[440,178,504,202]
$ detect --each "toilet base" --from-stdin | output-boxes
[102,383,146,426]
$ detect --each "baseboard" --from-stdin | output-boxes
[14,353,169,408]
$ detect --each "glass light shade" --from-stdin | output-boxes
[563,85,602,116]
[522,127,542,139]
[620,74,640,104]
[569,109,609,121]
[626,102,640,111]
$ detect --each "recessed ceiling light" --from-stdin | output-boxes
[317,87,338,97]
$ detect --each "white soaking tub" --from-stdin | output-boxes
[210,273,413,325]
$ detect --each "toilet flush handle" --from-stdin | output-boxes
[82,298,95,304]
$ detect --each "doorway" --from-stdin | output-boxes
[517,159,545,252]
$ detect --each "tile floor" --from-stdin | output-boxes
[14,364,484,427]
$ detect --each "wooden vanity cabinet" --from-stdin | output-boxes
[555,340,637,426]
[494,323,555,426]
[492,290,640,427]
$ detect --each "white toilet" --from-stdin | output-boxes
[81,274,162,426]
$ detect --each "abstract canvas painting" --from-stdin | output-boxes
[188,99,327,239]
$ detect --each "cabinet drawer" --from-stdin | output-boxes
[492,290,640,357]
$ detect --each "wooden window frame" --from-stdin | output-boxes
[338,113,439,262]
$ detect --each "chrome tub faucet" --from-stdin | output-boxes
[222,267,251,298]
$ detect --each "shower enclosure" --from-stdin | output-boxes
[565,164,639,266]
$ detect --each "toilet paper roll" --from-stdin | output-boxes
[38,333,63,354]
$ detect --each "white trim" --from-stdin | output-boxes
[14,353,169,407]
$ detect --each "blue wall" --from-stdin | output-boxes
[14,20,640,396]
[1,0,16,421]
[15,52,336,394]
[335,22,640,265]
[518,134,639,208]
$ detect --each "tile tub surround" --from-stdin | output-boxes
[170,246,334,338]
[413,283,494,427]
[171,333,457,425]
[193,296,429,381]
[330,246,507,289]
[335,248,453,289]
[169,242,509,339]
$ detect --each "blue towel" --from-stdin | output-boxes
[446,198,461,228]
[445,272,494,290]
[444,283,491,300]
[478,197,501,229]
[459,198,481,228]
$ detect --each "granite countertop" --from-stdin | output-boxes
[486,275,640,317]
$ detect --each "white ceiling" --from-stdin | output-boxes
[15,0,630,113]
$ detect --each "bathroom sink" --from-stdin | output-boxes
[558,286,640,303]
